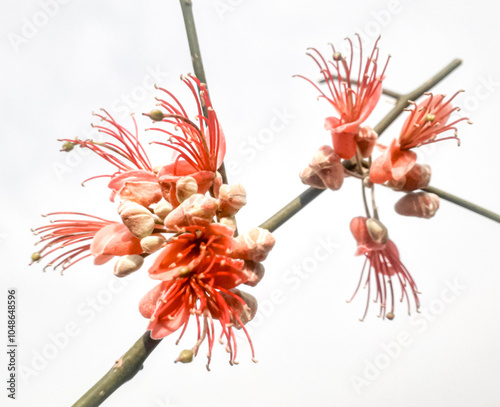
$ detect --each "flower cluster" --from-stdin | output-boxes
[298,36,470,320]
[31,75,275,368]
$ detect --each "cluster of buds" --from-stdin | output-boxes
[297,36,470,320]
[31,75,276,368]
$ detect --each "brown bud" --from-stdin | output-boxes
[242,261,265,287]
[118,201,155,239]
[395,192,440,219]
[388,164,431,192]
[355,126,377,158]
[114,255,144,277]
[308,145,344,191]
[366,218,389,245]
[299,166,326,189]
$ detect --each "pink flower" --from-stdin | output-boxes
[297,35,389,159]
[140,223,258,368]
[31,212,142,272]
[149,75,226,207]
[60,111,162,207]
[348,217,420,321]
[370,92,470,184]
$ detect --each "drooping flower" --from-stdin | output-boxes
[30,212,142,272]
[60,110,162,207]
[370,92,470,184]
[348,217,420,320]
[296,35,389,159]
[140,223,259,368]
[147,75,226,207]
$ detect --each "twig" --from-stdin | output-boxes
[179,0,228,185]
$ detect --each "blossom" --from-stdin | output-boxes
[30,212,142,272]
[370,92,470,184]
[348,217,420,320]
[140,223,258,368]
[60,110,162,207]
[296,35,389,159]
[148,75,226,207]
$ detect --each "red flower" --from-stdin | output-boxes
[31,212,142,272]
[296,35,389,159]
[149,75,226,207]
[60,110,162,207]
[370,92,470,184]
[140,223,256,368]
[348,217,420,321]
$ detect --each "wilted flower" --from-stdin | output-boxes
[348,217,420,320]
[296,35,389,159]
[370,92,470,184]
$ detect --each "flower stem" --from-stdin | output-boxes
[70,56,493,407]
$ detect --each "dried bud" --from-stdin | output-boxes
[242,261,265,287]
[221,289,258,329]
[118,201,155,239]
[147,109,165,122]
[356,126,378,158]
[114,254,144,277]
[154,200,173,220]
[232,227,275,262]
[218,184,247,217]
[308,145,344,190]
[175,349,194,364]
[61,141,74,152]
[219,216,237,231]
[299,166,326,189]
[395,192,440,219]
[389,164,432,192]
[140,235,167,254]
[175,176,198,204]
[366,218,389,245]
[164,194,218,230]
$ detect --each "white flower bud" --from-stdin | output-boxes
[154,200,173,220]
[114,254,144,277]
[140,235,167,254]
[118,200,155,239]
[218,184,247,217]
[176,176,198,203]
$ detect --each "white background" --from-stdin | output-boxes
[1,0,500,406]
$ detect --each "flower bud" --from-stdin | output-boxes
[118,200,155,239]
[395,192,440,219]
[154,200,173,220]
[219,216,237,231]
[175,349,194,364]
[231,227,275,262]
[388,164,431,192]
[366,218,389,245]
[242,261,265,287]
[299,166,326,189]
[164,194,218,230]
[308,145,344,190]
[176,176,198,203]
[114,254,144,277]
[141,235,167,254]
[218,184,247,217]
[355,126,377,158]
